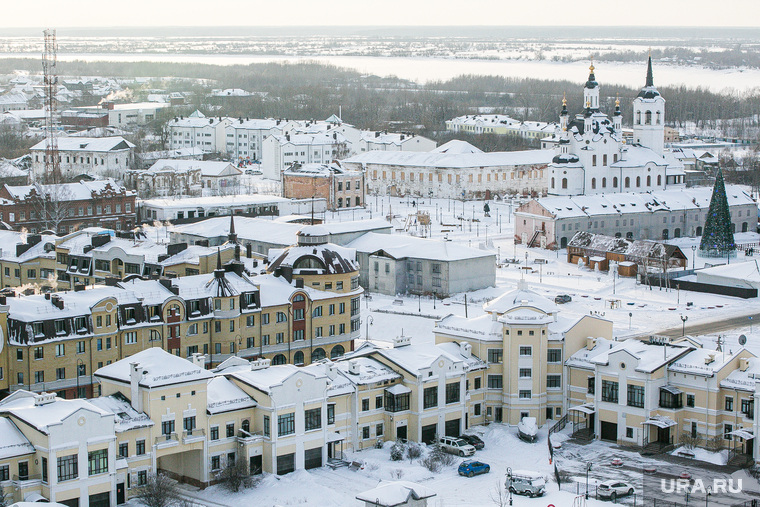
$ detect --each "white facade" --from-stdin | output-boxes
[30,136,135,180]
[261,132,351,181]
[167,111,231,154]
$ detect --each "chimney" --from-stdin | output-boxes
[739,357,750,371]
[323,361,337,379]
[250,358,271,371]
[586,337,597,350]
[348,359,360,375]
[246,244,252,258]
[459,341,472,358]
[130,362,145,412]
[190,353,206,369]
[74,284,86,292]
[50,294,64,310]
[393,335,411,348]
[104,277,119,287]
[34,392,57,406]
[705,353,716,365]
[27,234,41,246]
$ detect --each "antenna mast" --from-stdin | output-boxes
[42,29,60,184]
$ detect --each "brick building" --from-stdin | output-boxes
[282,162,364,211]
[0,179,136,234]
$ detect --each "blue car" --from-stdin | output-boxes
[458,460,491,477]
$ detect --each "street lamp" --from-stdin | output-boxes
[418,294,421,313]
[585,462,592,499]
[681,315,688,337]
[629,312,632,330]
[705,486,711,507]
[691,245,697,269]
[433,291,436,310]
[506,467,513,506]
[366,316,373,342]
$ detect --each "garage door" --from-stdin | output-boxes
[89,492,110,507]
[421,424,437,444]
[600,421,618,442]
[277,453,295,475]
[445,419,460,437]
[59,500,80,507]
[304,447,322,470]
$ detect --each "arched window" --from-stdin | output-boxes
[613,177,618,188]
[743,222,749,233]
[615,232,622,238]
[312,348,326,361]
[657,175,662,186]
[337,198,342,208]
[293,350,304,365]
[645,111,652,125]
[551,177,555,189]
[656,111,661,125]
[674,228,681,238]
[330,344,345,359]
[696,226,703,236]
[646,175,651,186]
[662,229,669,240]
[242,419,250,433]
[625,177,630,188]
[591,178,596,190]
[626,232,634,240]
[602,177,607,188]
[272,354,287,365]
[636,111,641,124]
[560,237,568,248]
[636,176,641,187]
[561,178,568,189]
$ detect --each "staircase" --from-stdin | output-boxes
[527,230,541,248]
[326,456,351,470]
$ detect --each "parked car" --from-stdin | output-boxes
[555,294,572,304]
[439,436,476,457]
[597,480,634,501]
[458,460,490,477]
[517,416,538,442]
[459,434,485,450]
[506,470,546,497]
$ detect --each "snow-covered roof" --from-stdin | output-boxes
[343,148,553,169]
[610,145,670,169]
[582,338,694,374]
[88,394,153,432]
[0,391,112,435]
[568,231,686,261]
[271,131,348,147]
[95,348,213,388]
[30,136,134,153]
[520,185,755,220]
[168,114,229,128]
[356,481,436,507]
[435,314,502,342]
[160,244,236,267]
[144,159,240,177]
[669,347,742,377]
[334,357,402,386]
[367,342,466,376]
[6,285,140,322]
[268,243,359,275]
[696,261,760,285]
[436,341,488,371]
[430,140,482,154]
[720,355,760,391]
[0,418,35,459]
[141,194,289,209]
[348,232,494,262]
[484,281,557,315]
[207,376,257,414]
[171,216,302,244]
[4,179,132,201]
[0,232,56,263]
[230,364,327,394]
[283,162,360,177]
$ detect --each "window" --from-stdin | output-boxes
[57,454,78,482]
[384,392,410,412]
[627,385,645,408]
[263,416,270,437]
[519,390,532,399]
[376,423,384,437]
[34,371,44,383]
[487,349,503,364]
[118,443,128,458]
[362,426,370,439]
[87,449,108,475]
[474,377,481,390]
[519,368,532,378]
[78,363,86,376]
[125,331,137,344]
[376,395,383,409]
[626,427,634,438]
[55,343,65,356]
[327,404,335,425]
[0,465,7,482]
[587,377,595,394]
[547,349,561,363]
[547,375,561,389]
[183,416,196,433]
[34,346,44,360]
[423,386,437,409]
[56,367,65,380]
[445,382,460,404]
[686,394,695,407]
[210,426,219,440]
[211,456,221,471]
[725,423,733,441]
[487,375,503,389]
[519,346,531,356]
[226,423,235,438]
[601,380,619,403]
[305,408,321,431]
[278,413,295,436]
[246,315,255,327]
[361,398,370,411]
[726,396,734,412]
[162,420,175,436]
[276,312,287,323]
[741,398,754,417]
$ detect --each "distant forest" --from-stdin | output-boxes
[2,58,759,141]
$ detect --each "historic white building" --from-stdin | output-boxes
[545,58,685,196]
[167,111,232,154]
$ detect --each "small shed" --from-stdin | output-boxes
[356,481,437,507]
[618,261,637,277]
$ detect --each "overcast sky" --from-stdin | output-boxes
[11,0,760,28]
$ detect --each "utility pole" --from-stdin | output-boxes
[42,29,60,186]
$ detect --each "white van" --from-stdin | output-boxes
[506,470,546,497]
[438,436,476,457]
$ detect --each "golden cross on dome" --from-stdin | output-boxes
[615,95,620,107]
[562,92,567,106]
[589,56,595,73]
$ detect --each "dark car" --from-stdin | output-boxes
[459,434,485,450]
[555,294,572,304]
[458,460,490,477]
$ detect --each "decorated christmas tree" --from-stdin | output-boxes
[699,167,736,258]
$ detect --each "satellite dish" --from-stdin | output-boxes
[739,335,747,346]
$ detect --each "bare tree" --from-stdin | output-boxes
[135,472,182,507]
[490,481,510,507]
[29,182,74,234]
[216,457,259,493]
[0,483,8,507]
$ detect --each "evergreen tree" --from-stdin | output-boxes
[699,167,736,257]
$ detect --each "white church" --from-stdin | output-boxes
[546,58,685,196]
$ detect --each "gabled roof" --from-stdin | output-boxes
[348,232,493,262]
[30,136,134,153]
[0,391,112,435]
[0,418,35,459]
[207,376,257,414]
[230,364,327,394]
[94,348,213,388]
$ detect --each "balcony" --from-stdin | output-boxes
[236,429,265,444]
[155,432,179,449]
[12,473,41,485]
[182,428,205,445]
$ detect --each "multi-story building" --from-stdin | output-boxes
[29,137,135,180]
[514,184,757,249]
[341,140,553,199]
[166,111,231,154]
[261,131,352,181]
[357,131,436,153]
[224,118,288,163]
[282,162,365,211]
[0,180,136,235]
[129,159,242,198]
[0,231,58,291]
[73,102,170,128]
[445,114,556,142]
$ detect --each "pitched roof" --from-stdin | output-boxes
[30,136,134,152]
[94,348,213,388]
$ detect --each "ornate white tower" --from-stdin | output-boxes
[613,96,622,132]
[583,61,600,110]
[632,56,665,155]
[559,93,569,132]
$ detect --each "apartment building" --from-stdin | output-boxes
[358,131,436,153]
[282,162,365,211]
[166,111,231,154]
[0,231,58,291]
[0,250,360,399]
[0,180,136,235]
[29,137,135,180]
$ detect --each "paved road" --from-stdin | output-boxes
[637,310,760,339]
